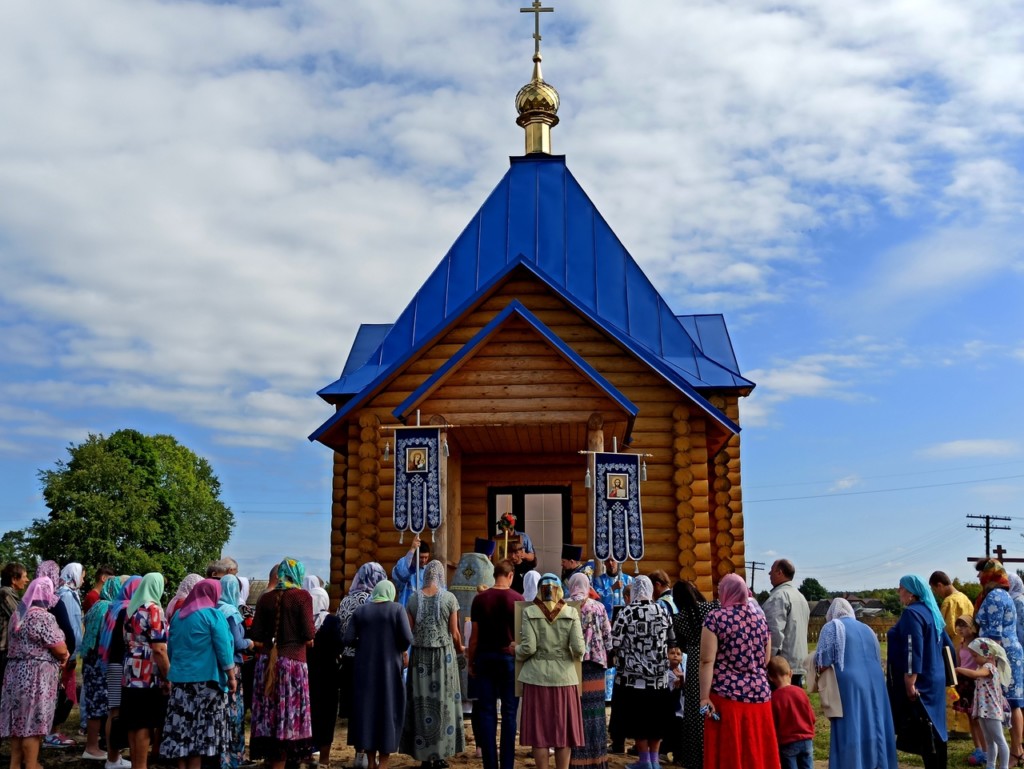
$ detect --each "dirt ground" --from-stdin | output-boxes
[0,717,846,769]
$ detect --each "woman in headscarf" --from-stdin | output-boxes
[161,578,235,769]
[666,581,718,769]
[815,598,898,769]
[306,585,343,768]
[100,576,140,769]
[56,563,85,710]
[218,575,254,769]
[1009,573,1024,653]
[887,574,956,769]
[522,571,541,603]
[337,560,388,769]
[0,576,70,769]
[399,560,465,769]
[80,575,127,761]
[957,637,1013,769]
[249,558,315,769]
[122,572,169,769]
[516,573,585,769]
[699,573,777,769]
[166,574,202,623]
[344,580,414,769]
[35,560,77,748]
[975,559,1024,762]
[611,575,677,769]
[566,572,612,769]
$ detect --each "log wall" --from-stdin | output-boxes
[329,273,745,595]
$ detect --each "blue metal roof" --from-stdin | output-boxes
[311,154,753,443]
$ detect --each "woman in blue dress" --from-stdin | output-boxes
[816,598,897,769]
[975,559,1024,763]
[887,574,954,769]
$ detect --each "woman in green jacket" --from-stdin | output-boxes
[515,573,585,769]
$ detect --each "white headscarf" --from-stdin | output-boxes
[523,571,541,602]
[302,575,322,592]
[815,598,856,671]
[237,577,250,607]
[309,587,330,631]
[60,563,84,590]
[969,637,1013,687]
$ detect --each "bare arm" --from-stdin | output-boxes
[698,626,718,713]
[449,608,464,654]
[151,642,170,678]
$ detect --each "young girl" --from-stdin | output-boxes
[957,615,988,766]
[956,638,1011,769]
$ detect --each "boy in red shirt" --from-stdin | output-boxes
[768,656,815,769]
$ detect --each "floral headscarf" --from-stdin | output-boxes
[969,637,1012,686]
[417,560,448,624]
[276,558,305,590]
[979,559,1011,592]
[36,560,60,586]
[13,577,59,632]
[349,562,388,597]
[167,574,202,620]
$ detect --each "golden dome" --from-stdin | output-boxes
[516,54,560,117]
[515,53,559,154]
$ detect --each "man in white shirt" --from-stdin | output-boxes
[762,558,810,687]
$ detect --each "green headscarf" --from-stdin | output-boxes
[371,580,396,603]
[81,575,127,656]
[276,558,305,590]
[127,572,165,617]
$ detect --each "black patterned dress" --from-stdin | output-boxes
[669,600,718,769]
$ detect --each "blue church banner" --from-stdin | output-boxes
[593,453,644,563]
[393,427,442,534]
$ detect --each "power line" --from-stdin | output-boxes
[747,459,1024,490]
[745,473,1024,504]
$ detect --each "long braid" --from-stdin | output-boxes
[263,591,284,697]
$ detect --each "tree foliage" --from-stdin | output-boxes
[798,577,829,601]
[31,429,234,593]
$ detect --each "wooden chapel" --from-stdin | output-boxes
[310,23,755,604]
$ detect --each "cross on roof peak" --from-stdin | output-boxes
[520,1,554,57]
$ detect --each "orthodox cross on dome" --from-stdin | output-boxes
[520,1,554,56]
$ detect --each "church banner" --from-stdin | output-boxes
[593,453,644,563]
[393,427,443,535]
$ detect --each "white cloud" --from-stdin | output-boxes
[829,475,862,493]
[1,0,1023,450]
[918,439,1021,459]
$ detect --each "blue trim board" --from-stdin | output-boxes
[393,300,639,422]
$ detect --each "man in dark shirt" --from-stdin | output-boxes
[468,560,523,769]
[507,542,534,595]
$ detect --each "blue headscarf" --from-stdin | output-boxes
[218,574,243,624]
[899,574,945,631]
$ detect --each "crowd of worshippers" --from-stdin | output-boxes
[2,549,1023,769]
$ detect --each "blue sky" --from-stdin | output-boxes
[1,0,1022,590]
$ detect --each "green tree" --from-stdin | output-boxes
[32,429,234,594]
[798,577,829,601]
[0,529,35,569]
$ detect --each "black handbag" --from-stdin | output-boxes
[895,699,938,756]
[51,681,74,728]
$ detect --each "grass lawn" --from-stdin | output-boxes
[808,640,978,767]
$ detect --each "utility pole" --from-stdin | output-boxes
[967,514,1011,558]
[747,560,765,592]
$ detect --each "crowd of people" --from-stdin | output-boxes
[1,546,1022,769]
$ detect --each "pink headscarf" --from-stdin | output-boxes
[36,560,60,586]
[13,576,59,632]
[718,573,749,609]
[176,579,222,621]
